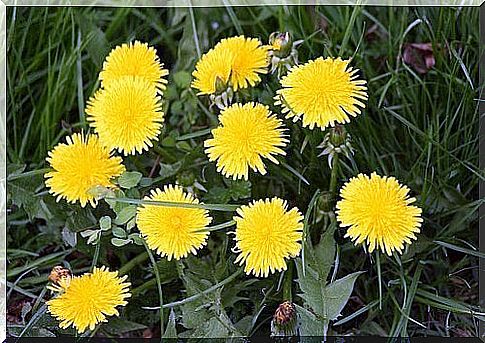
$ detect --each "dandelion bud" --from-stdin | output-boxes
[268,32,303,77]
[209,80,234,110]
[269,32,293,57]
[317,125,355,169]
[214,75,228,94]
[177,170,196,187]
[270,301,298,337]
[317,191,334,213]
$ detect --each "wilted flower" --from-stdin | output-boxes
[271,301,299,337]
[402,43,435,74]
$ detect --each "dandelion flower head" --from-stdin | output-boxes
[100,41,168,94]
[215,35,269,91]
[136,185,212,261]
[47,266,131,333]
[191,46,232,95]
[204,102,288,180]
[86,76,164,155]
[233,197,303,277]
[336,172,422,256]
[45,133,125,208]
[275,57,367,130]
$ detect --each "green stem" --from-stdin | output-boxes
[18,304,47,338]
[329,153,340,203]
[90,238,101,271]
[282,262,293,302]
[144,269,243,310]
[118,251,149,276]
[105,197,239,212]
[203,220,236,232]
[376,250,383,310]
[7,168,52,181]
[188,2,201,58]
[143,241,164,335]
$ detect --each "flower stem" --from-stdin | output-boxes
[7,167,52,181]
[329,153,340,204]
[143,269,243,310]
[118,251,149,276]
[143,241,164,335]
[282,261,293,302]
[106,197,239,212]
[376,250,383,310]
[203,220,236,232]
[90,237,101,271]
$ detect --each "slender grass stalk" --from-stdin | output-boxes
[187,2,201,58]
[202,220,236,233]
[176,127,212,141]
[376,250,383,310]
[301,189,321,278]
[17,304,47,339]
[143,240,164,335]
[31,287,47,314]
[339,4,361,56]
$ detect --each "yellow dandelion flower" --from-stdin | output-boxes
[275,57,368,130]
[47,266,131,334]
[136,185,212,260]
[99,41,168,94]
[45,133,125,208]
[86,76,164,155]
[233,198,304,277]
[336,172,423,256]
[191,46,232,95]
[215,35,269,91]
[204,102,288,180]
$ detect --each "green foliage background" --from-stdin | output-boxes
[6,5,482,338]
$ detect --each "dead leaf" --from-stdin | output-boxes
[403,43,436,74]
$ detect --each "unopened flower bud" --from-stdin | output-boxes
[269,32,293,57]
[329,125,347,147]
[268,32,303,77]
[214,75,227,94]
[317,191,334,213]
[177,171,196,187]
[317,125,355,169]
